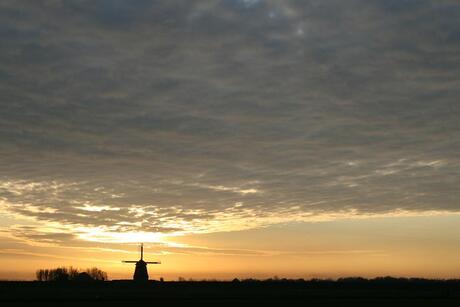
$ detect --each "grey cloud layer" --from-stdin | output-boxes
[1,0,460,234]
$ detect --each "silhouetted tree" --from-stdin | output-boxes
[36,269,44,281]
[85,267,107,281]
[36,266,108,282]
[49,267,69,282]
[68,266,79,280]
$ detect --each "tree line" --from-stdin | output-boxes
[36,266,108,282]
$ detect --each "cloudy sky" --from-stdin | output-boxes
[1,0,460,280]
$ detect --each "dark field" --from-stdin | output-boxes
[2,279,460,306]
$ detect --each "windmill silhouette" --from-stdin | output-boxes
[122,243,161,281]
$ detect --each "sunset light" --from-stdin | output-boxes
[1,1,460,305]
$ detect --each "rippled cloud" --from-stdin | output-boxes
[1,0,460,243]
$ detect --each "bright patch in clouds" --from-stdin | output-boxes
[75,204,121,212]
[76,228,166,244]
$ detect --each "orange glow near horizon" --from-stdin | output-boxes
[2,0,460,286]
[2,214,460,281]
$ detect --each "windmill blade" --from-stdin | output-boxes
[122,261,138,263]
[146,261,161,264]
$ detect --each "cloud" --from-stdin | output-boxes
[1,0,460,243]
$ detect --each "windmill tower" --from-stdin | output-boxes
[122,243,161,281]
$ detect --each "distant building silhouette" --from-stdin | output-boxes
[122,243,161,281]
[75,272,93,282]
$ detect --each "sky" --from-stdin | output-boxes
[1,0,460,280]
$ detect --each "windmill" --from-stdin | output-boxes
[122,243,161,281]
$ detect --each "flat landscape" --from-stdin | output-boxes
[2,279,460,306]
